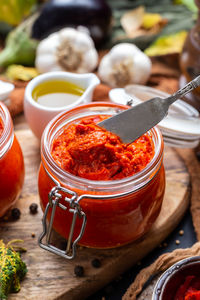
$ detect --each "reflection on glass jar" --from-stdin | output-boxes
[0,102,24,217]
[38,102,165,250]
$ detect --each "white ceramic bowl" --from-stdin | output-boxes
[0,80,14,102]
[24,71,100,139]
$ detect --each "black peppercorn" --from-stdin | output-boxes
[91,258,101,268]
[11,208,21,220]
[74,265,84,277]
[29,203,38,214]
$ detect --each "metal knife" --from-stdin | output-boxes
[98,75,200,144]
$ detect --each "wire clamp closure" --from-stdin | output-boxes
[38,185,87,259]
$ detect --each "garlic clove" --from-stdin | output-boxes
[37,33,60,55]
[36,54,61,74]
[81,49,98,72]
[74,32,95,51]
[98,54,113,85]
[59,28,77,43]
[110,43,139,64]
[132,52,152,84]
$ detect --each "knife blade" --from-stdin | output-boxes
[99,97,167,144]
[98,75,200,144]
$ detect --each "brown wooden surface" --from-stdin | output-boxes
[129,147,200,300]
[0,128,190,300]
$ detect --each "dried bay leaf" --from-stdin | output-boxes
[120,6,168,39]
[142,13,165,30]
[6,64,39,81]
[121,6,145,38]
[105,0,194,50]
[144,31,187,56]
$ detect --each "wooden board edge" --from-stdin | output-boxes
[56,186,191,300]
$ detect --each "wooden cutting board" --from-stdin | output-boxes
[0,129,190,300]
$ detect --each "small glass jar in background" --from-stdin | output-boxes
[38,102,165,256]
[0,102,24,217]
[179,0,200,111]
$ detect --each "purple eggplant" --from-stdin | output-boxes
[31,0,112,47]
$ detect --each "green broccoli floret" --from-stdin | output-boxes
[0,240,27,300]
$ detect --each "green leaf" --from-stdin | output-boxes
[174,0,198,13]
[0,20,38,67]
[0,0,37,25]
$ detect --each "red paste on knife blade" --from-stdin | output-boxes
[51,115,155,180]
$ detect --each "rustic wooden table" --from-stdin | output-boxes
[11,111,198,300]
[87,211,196,300]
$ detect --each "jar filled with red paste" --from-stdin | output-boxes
[153,256,200,300]
[38,102,165,258]
[0,102,24,217]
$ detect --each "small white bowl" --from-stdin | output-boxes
[24,71,100,139]
[0,80,14,102]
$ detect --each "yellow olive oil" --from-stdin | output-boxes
[32,80,85,108]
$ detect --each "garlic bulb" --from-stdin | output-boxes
[98,43,152,87]
[35,28,98,74]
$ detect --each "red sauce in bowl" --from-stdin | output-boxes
[175,276,200,300]
[153,257,200,300]
[51,115,155,180]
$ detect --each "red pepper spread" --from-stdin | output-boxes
[175,276,200,300]
[51,115,155,180]
[0,118,3,138]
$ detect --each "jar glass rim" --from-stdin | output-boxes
[41,102,164,193]
[0,102,13,158]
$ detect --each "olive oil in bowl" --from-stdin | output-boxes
[32,80,85,108]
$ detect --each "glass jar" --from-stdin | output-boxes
[0,102,24,217]
[38,102,165,258]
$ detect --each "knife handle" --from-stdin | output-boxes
[164,74,200,106]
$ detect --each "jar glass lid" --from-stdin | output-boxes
[109,85,200,148]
